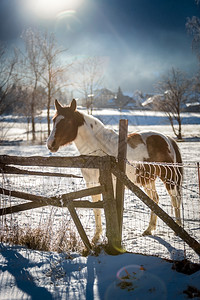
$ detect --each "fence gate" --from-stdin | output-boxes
[0,154,124,254]
[0,120,200,259]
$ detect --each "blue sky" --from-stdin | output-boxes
[0,0,199,93]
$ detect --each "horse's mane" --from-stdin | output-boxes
[81,112,119,156]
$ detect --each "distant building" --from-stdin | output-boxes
[94,88,116,107]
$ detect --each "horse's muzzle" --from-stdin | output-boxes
[47,140,59,153]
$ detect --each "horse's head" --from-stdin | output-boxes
[47,99,84,152]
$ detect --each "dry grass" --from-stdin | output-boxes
[0,221,84,253]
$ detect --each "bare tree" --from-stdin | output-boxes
[186,3,200,107]
[186,16,200,61]
[20,29,44,141]
[155,68,191,139]
[0,43,18,115]
[74,56,105,114]
[19,29,70,138]
[191,70,200,102]
[36,31,69,135]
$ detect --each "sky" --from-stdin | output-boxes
[0,0,200,94]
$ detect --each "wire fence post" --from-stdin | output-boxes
[99,156,122,254]
[116,119,128,243]
[197,162,200,197]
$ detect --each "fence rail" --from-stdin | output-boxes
[0,154,107,169]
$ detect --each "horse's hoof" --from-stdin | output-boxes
[142,229,152,236]
[92,235,102,244]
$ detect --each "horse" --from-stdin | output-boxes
[47,99,183,242]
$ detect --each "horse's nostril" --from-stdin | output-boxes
[47,140,58,152]
[47,140,54,150]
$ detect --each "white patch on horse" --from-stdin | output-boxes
[74,113,150,162]
[74,114,118,156]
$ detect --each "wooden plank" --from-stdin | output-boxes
[99,157,122,254]
[67,202,92,250]
[112,165,200,257]
[61,186,104,204]
[1,165,83,178]
[0,202,46,215]
[116,119,128,240]
[0,200,103,215]
[0,186,104,215]
[0,187,51,205]
[0,155,107,169]
[72,200,103,208]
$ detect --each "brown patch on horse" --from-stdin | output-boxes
[135,135,174,187]
[127,133,144,149]
[55,110,84,145]
[166,136,183,192]
[49,103,85,152]
[167,136,182,164]
[146,135,172,163]
[135,135,182,194]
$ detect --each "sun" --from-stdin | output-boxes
[27,0,83,19]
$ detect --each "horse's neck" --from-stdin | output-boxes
[74,113,119,156]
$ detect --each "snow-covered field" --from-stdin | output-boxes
[0,109,200,299]
[1,108,200,142]
[0,245,200,300]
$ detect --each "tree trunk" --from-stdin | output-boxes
[31,97,36,141]
[177,115,182,140]
[47,84,51,136]
[168,114,177,138]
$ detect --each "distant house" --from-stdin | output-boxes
[142,94,163,110]
[79,88,152,109]
[94,88,116,107]
[142,91,200,112]
[184,102,200,112]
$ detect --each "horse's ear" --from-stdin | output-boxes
[55,99,63,112]
[70,99,77,111]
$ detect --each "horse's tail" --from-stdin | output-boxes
[168,137,183,195]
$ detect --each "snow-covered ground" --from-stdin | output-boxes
[0,244,200,300]
[0,109,200,299]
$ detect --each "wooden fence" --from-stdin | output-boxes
[0,121,200,257]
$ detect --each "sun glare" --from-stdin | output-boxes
[27,0,83,19]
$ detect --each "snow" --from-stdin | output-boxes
[1,108,200,142]
[0,244,200,300]
[0,109,200,299]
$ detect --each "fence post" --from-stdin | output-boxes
[67,201,92,251]
[99,156,122,254]
[197,162,200,196]
[116,119,128,243]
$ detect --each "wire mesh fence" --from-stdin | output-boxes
[122,160,200,263]
[0,160,199,263]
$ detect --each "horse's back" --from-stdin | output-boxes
[127,131,179,163]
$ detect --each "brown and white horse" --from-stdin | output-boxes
[47,99,183,241]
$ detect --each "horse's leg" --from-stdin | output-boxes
[166,185,182,226]
[143,180,159,236]
[91,194,102,243]
[81,168,102,243]
[162,165,182,226]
